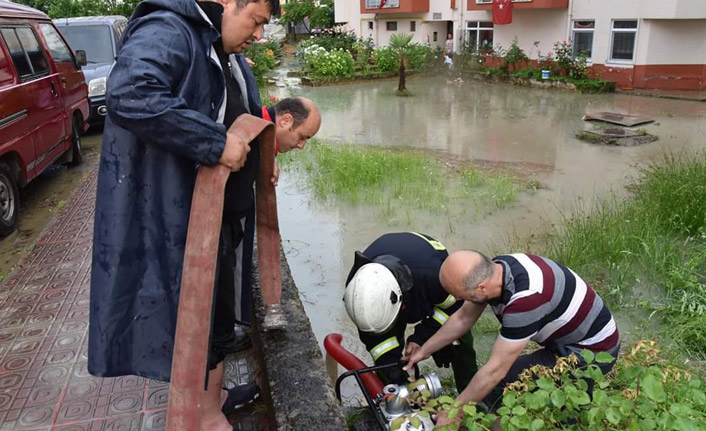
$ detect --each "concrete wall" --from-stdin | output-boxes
[638,19,706,65]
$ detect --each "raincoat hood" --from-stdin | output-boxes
[133,0,213,27]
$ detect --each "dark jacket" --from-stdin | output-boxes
[89,0,228,381]
[346,232,463,384]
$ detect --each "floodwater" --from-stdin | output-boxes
[276,77,706,395]
[0,131,102,281]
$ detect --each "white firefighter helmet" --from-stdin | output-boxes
[344,263,402,334]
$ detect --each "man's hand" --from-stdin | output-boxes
[434,410,461,430]
[245,57,254,67]
[402,344,429,371]
[405,342,421,358]
[219,130,251,171]
[271,162,280,186]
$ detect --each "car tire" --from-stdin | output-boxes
[68,115,83,166]
[0,162,19,237]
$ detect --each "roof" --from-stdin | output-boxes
[0,0,49,20]
[53,15,128,26]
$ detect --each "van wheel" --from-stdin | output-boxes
[68,116,83,166]
[0,162,19,237]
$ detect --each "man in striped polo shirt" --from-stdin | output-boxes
[343,233,478,392]
[404,250,619,426]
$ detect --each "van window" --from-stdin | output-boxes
[0,26,50,80]
[1,27,33,76]
[0,45,14,86]
[39,23,73,63]
[57,25,113,63]
[15,27,50,74]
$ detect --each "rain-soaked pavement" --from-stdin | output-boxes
[275,76,706,399]
[0,132,103,285]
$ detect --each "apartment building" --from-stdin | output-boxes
[334,0,706,90]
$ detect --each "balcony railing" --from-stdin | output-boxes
[365,0,400,8]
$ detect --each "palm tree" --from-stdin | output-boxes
[389,33,413,96]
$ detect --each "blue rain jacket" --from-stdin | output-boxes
[88,0,229,381]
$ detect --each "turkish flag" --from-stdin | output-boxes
[379,0,387,8]
[493,0,512,25]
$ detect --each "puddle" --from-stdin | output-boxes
[277,76,706,400]
[0,130,102,281]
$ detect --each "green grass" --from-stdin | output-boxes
[526,153,706,358]
[278,140,538,225]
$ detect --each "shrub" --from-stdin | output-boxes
[373,47,399,73]
[244,38,281,85]
[406,43,436,71]
[308,27,357,52]
[305,48,355,78]
[422,341,706,431]
[502,37,528,72]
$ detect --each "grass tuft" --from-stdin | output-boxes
[527,152,706,358]
[279,140,538,225]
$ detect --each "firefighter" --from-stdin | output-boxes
[343,232,478,392]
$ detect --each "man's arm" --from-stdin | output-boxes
[457,336,528,405]
[403,301,486,370]
[106,14,226,165]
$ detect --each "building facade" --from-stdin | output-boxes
[334,0,706,90]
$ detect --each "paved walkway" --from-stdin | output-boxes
[0,172,263,430]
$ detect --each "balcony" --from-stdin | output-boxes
[360,0,430,14]
[467,0,568,11]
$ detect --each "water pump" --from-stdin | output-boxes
[324,333,444,431]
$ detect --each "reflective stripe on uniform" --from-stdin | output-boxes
[408,232,446,251]
[370,336,400,361]
[435,294,456,310]
[431,307,450,326]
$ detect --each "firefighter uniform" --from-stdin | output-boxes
[345,232,478,392]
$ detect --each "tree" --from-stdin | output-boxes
[13,0,140,18]
[281,0,334,35]
[389,33,413,96]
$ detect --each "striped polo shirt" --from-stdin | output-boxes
[490,254,620,353]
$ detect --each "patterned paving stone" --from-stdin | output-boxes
[0,171,267,431]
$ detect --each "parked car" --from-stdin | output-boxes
[0,0,89,237]
[55,16,127,126]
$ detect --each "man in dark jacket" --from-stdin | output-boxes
[343,232,478,392]
[89,0,278,429]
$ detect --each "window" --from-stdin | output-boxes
[572,20,594,59]
[1,26,50,79]
[368,21,373,30]
[15,27,49,75]
[476,0,492,3]
[366,0,399,8]
[465,21,494,52]
[57,25,114,64]
[0,45,14,86]
[410,21,416,32]
[433,32,438,42]
[386,21,397,31]
[610,20,638,62]
[39,24,73,63]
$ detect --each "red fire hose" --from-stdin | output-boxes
[324,333,384,398]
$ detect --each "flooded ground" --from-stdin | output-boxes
[276,77,706,398]
[0,131,102,282]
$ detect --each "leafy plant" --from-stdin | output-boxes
[373,47,399,73]
[428,341,706,431]
[280,0,334,34]
[245,38,282,86]
[502,37,528,73]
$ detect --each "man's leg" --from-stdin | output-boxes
[451,330,478,393]
[200,362,231,431]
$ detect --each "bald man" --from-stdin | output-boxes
[404,250,620,426]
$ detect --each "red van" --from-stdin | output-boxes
[0,1,89,237]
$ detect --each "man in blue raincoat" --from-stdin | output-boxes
[88,0,278,429]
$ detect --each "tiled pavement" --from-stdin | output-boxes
[0,172,263,430]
